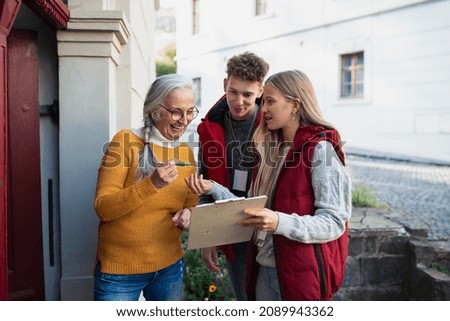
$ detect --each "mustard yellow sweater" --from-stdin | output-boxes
[94,129,198,274]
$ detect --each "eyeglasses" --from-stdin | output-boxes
[159,105,199,121]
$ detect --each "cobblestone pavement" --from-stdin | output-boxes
[347,155,450,241]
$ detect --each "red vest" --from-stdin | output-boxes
[246,126,349,300]
[197,95,262,261]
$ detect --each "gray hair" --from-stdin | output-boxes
[137,74,194,180]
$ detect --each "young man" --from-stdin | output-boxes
[196,51,269,300]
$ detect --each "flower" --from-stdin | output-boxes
[208,284,217,293]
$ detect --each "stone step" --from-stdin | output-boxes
[339,207,450,300]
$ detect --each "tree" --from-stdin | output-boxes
[156,47,176,76]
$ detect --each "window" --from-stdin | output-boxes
[255,0,266,16]
[193,77,201,108]
[340,52,364,98]
[193,0,200,34]
[255,0,273,16]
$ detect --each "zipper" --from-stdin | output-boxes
[314,244,327,299]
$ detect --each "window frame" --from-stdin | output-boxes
[255,0,266,16]
[254,0,274,17]
[340,51,364,98]
[192,77,202,108]
[192,0,200,35]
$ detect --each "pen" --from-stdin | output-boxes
[175,161,191,167]
[157,160,191,167]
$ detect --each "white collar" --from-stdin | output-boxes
[132,127,181,148]
[151,126,173,144]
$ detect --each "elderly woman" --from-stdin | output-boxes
[93,74,199,301]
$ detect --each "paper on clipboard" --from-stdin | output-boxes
[187,195,268,250]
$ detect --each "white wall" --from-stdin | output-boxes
[59,56,116,300]
[176,0,450,163]
[326,0,450,162]
[116,0,157,129]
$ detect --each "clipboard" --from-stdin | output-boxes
[187,195,268,250]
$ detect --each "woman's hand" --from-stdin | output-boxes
[201,247,221,272]
[172,208,191,229]
[150,160,178,189]
[239,208,279,232]
[185,173,213,195]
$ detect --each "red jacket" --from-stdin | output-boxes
[197,95,262,261]
[246,126,349,300]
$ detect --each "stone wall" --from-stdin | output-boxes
[333,208,450,300]
[408,239,450,300]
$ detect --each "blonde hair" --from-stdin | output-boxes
[136,74,194,180]
[251,70,338,199]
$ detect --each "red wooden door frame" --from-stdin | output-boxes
[0,0,22,302]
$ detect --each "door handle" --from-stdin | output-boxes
[47,179,55,267]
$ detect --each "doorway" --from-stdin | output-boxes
[7,27,61,300]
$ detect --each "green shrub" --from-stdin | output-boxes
[181,231,235,300]
[352,183,381,208]
[156,62,176,77]
[431,261,450,275]
[156,48,176,77]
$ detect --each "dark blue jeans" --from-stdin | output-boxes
[225,242,248,301]
[255,265,281,301]
[94,258,184,301]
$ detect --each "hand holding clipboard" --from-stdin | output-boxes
[187,195,268,250]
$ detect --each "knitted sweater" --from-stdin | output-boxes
[94,129,198,274]
[207,140,351,267]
